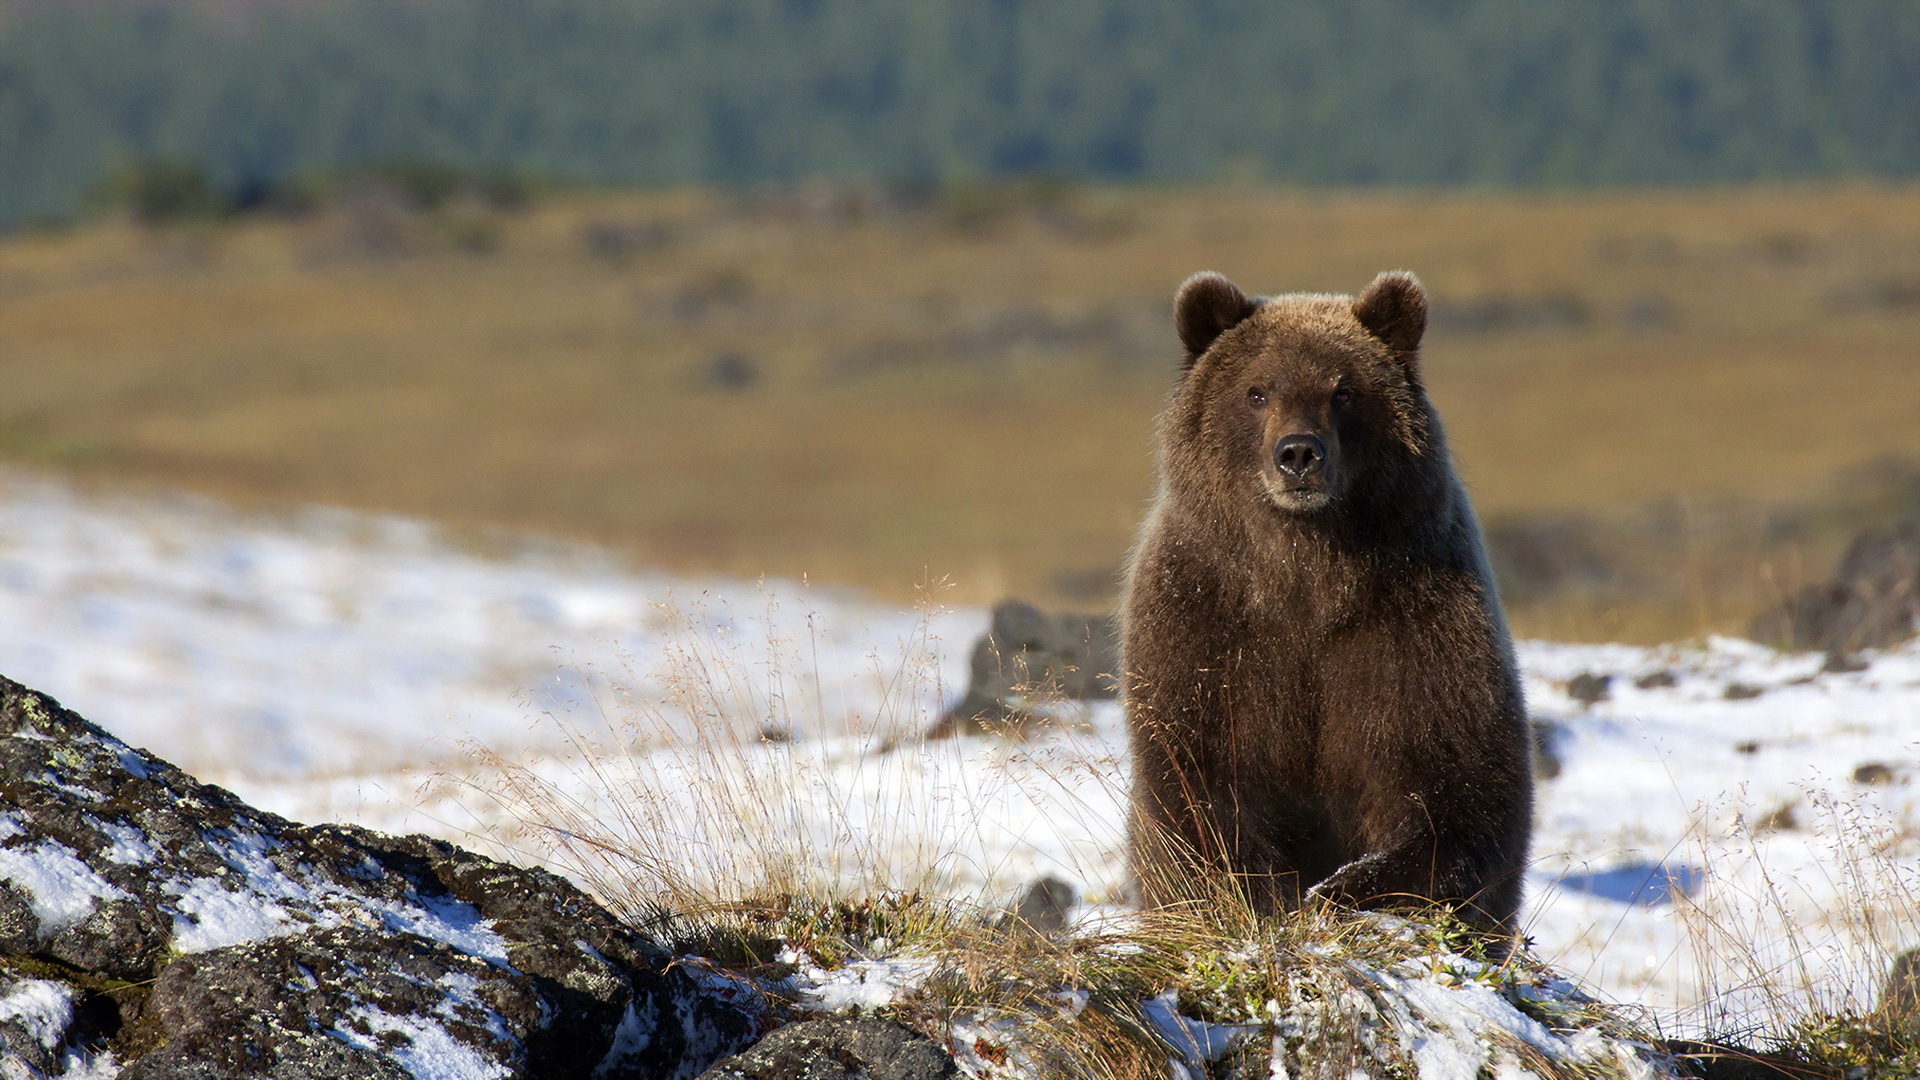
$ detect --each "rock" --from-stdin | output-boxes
[1878,947,1920,1040]
[1011,877,1077,937]
[929,600,1117,738]
[0,675,768,1078]
[1634,669,1678,690]
[1723,682,1765,701]
[1854,762,1900,785]
[698,1017,957,1080]
[703,351,759,392]
[1566,672,1612,706]
[1754,802,1799,834]
[1821,650,1870,674]
[1751,522,1920,653]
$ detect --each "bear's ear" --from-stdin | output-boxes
[1174,272,1259,365]
[1352,271,1428,363]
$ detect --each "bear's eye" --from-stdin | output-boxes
[1246,387,1268,409]
[1332,386,1354,408]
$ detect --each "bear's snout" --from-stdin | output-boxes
[1273,434,1326,479]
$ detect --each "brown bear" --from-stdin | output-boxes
[1122,270,1532,931]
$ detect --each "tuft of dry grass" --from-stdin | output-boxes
[1663,790,1920,1047]
[5,184,1920,640]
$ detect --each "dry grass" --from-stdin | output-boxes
[455,596,1683,1079]
[5,183,1920,640]
[1665,791,1920,1043]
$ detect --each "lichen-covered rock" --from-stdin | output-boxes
[0,675,768,1078]
[697,1017,957,1080]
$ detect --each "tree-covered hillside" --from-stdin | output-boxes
[2,0,1918,227]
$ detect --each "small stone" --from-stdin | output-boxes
[1723,683,1765,701]
[1823,651,1870,674]
[1854,762,1899,786]
[1566,673,1612,706]
[1633,670,1678,690]
[1012,877,1077,936]
[703,351,759,392]
[1734,741,1761,755]
[1755,802,1799,833]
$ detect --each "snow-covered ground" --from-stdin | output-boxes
[2,467,1916,1038]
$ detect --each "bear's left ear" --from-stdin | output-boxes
[1352,271,1427,365]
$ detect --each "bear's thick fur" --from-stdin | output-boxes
[1122,270,1532,930]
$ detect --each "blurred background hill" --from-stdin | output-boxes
[3,0,1920,642]
[4,0,1920,226]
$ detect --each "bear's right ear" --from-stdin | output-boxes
[1174,272,1258,366]
[1352,270,1428,363]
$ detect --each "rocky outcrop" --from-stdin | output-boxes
[1752,522,1920,657]
[0,675,767,1078]
[929,600,1117,738]
[698,1018,956,1080]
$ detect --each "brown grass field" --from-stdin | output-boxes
[3,183,1919,642]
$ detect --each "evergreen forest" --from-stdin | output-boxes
[2,0,1918,228]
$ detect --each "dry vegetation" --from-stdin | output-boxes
[456,598,1920,1078]
[4,182,1920,641]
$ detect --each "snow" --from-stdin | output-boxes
[0,468,970,792]
[163,875,306,952]
[0,978,75,1051]
[155,827,514,961]
[780,948,939,1013]
[2,467,1918,1043]
[592,1002,656,1077]
[1142,991,1253,1063]
[0,978,118,1080]
[88,817,157,865]
[0,837,131,931]
[333,1003,511,1080]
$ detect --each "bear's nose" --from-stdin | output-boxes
[1273,434,1326,478]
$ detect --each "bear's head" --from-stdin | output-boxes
[1163,270,1439,521]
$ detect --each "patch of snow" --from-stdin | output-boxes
[153,825,511,962]
[369,893,512,968]
[163,876,306,952]
[1141,991,1255,1065]
[946,1012,1043,1080]
[591,1000,657,1078]
[87,817,157,865]
[332,1004,509,1080]
[0,467,972,792]
[433,971,519,1049]
[0,839,131,931]
[0,978,75,1050]
[786,953,939,1014]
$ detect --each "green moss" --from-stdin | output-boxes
[1774,1012,1920,1079]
